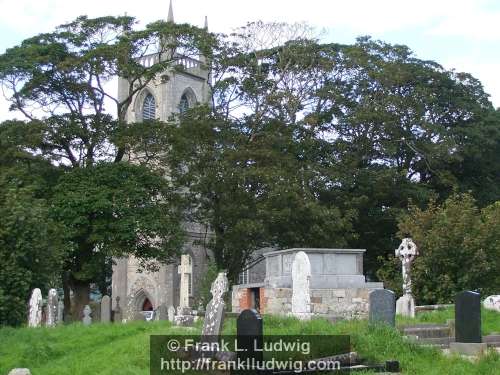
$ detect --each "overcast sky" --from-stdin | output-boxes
[0,0,499,120]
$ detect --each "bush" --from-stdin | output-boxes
[378,194,500,304]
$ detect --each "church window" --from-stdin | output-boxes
[142,93,156,120]
[179,93,189,114]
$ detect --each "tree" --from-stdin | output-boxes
[0,16,213,318]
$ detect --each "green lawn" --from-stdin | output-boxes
[0,313,499,375]
[396,307,500,335]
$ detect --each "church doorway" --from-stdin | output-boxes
[142,298,153,311]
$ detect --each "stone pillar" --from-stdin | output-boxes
[177,254,192,311]
[46,289,58,327]
[291,251,312,320]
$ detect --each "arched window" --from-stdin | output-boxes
[142,93,156,120]
[179,93,189,114]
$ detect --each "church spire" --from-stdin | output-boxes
[167,0,174,23]
[204,16,208,30]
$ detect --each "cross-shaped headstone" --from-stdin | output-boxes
[395,238,418,296]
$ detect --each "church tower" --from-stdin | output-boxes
[111,1,212,320]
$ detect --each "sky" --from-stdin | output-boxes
[0,0,499,120]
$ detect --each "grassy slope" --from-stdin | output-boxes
[0,312,499,375]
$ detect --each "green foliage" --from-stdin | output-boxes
[379,194,500,304]
[193,261,219,309]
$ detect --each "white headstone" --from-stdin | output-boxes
[291,251,312,320]
[395,238,418,317]
[28,288,43,328]
[46,289,58,327]
[483,295,500,312]
[82,305,92,325]
[168,306,176,322]
[178,254,193,310]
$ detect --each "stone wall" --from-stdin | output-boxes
[232,286,376,320]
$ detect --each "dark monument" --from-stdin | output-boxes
[237,309,264,368]
[455,291,481,343]
[369,289,396,327]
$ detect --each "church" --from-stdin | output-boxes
[111,1,212,320]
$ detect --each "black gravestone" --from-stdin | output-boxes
[455,291,481,343]
[237,309,264,370]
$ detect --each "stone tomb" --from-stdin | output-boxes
[369,289,395,327]
[232,248,383,319]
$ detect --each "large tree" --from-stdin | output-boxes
[0,16,213,318]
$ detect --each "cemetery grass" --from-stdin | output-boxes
[396,307,500,335]
[0,316,498,375]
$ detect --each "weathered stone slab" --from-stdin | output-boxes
[291,251,311,320]
[396,294,415,318]
[8,369,31,375]
[168,306,176,322]
[46,289,58,327]
[100,295,111,323]
[28,288,42,328]
[369,289,395,327]
[201,272,229,337]
[455,291,481,343]
[57,301,64,325]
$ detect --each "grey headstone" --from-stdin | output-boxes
[28,288,42,328]
[100,295,111,323]
[455,291,481,343]
[57,301,64,325]
[201,272,229,338]
[82,305,92,326]
[291,251,311,320]
[46,289,58,327]
[113,296,122,323]
[237,309,264,366]
[156,304,168,320]
[369,289,395,327]
[8,369,31,375]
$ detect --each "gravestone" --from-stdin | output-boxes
[455,291,481,343]
[28,288,43,328]
[82,305,92,326]
[201,272,229,337]
[369,289,395,327]
[57,301,64,325]
[46,289,58,327]
[237,309,264,367]
[113,296,122,323]
[100,295,111,323]
[156,304,168,320]
[483,295,500,312]
[395,238,418,317]
[450,291,487,356]
[8,369,31,375]
[168,306,176,322]
[178,254,193,310]
[291,251,311,320]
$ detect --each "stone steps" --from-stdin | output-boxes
[405,335,500,348]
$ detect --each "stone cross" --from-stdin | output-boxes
[28,288,43,328]
[46,289,58,327]
[100,295,111,323]
[291,251,312,320]
[395,238,418,296]
[178,254,193,310]
[201,272,229,337]
[369,289,396,327]
[82,305,92,326]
